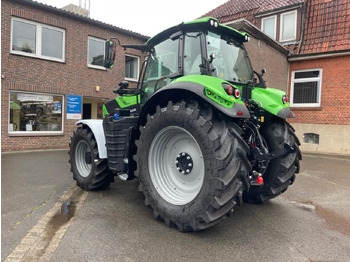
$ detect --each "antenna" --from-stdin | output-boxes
[78,0,90,17]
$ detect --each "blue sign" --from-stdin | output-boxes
[67,95,82,119]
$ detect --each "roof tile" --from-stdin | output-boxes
[299,0,350,54]
[202,0,304,24]
[202,0,350,54]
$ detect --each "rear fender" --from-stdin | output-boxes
[76,120,107,159]
[252,88,295,119]
[143,81,250,118]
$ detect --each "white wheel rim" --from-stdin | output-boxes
[75,140,91,178]
[148,126,205,205]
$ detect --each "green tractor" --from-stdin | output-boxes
[69,17,301,232]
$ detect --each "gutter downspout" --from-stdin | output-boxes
[297,0,309,54]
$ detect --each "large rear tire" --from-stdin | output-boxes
[69,127,113,191]
[135,101,251,231]
[243,118,301,203]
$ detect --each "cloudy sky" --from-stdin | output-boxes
[35,0,228,36]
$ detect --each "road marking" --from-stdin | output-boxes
[3,194,53,239]
[4,185,88,262]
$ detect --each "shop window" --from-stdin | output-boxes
[280,10,297,42]
[125,54,140,81]
[290,69,322,107]
[11,17,65,62]
[88,36,105,69]
[9,91,64,135]
[262,16,276,40]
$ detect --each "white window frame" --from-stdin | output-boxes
[279,10,297,42]
[125,54,140,82]
[8,91,65,136]
[87,36,106,70]
[290,68,322,108]
[10,17,65,62]
[261,15,277,40]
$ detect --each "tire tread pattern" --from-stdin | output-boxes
[134,101,251,231]
[243,118,301,203]
[69,127,113,191]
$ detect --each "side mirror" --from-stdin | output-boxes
[261,68,266,76]
[104,39,116,68]
[119,81,129,89]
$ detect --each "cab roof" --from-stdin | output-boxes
[122,17,249,52]
[148,17,249,46]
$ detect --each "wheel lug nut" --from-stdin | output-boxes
[186,169,190,173]
[188,163,192,167]
[187,156,191,160]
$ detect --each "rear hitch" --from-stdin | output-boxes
[253,143,297,162]
[249,170,264,186]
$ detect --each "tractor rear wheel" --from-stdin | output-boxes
[243,118,301,203]
[135,101,251,231]
[69,127,113,191]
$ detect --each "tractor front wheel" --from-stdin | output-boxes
[69,127,113,191]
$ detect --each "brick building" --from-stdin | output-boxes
[204,0,350,155]
[1,0,148,152]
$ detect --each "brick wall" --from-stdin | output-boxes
[245,37,289,92]
[1,0,147,152]
[289,55,350,125]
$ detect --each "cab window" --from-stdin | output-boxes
[142,38,179,101]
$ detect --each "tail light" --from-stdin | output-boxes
[234,89,240,99]
[282,95,289,104]
[222,83,240,99]
[226,85,234,95]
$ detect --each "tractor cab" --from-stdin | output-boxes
[140,26,255,102]
[104,18,256,113]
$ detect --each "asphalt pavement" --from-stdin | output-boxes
[2,150,350,262]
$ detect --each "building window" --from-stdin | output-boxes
[88,37,105,69]
[125,54,140,81]
[290,69,322,107]
[11,17,65,62]
[280,10,297,42]
[9,91,64,135]
[262,16,277,40]
[303,133,320,144]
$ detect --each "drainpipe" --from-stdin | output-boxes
[297,0,309,54]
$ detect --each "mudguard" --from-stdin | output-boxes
[76,120,107,159]
[251,87,295,119]
[145,76,250,118]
